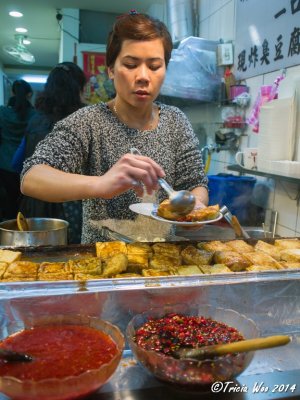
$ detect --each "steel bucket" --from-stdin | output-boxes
[0,218,69,247]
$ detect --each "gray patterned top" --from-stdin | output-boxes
[22,102,208,243]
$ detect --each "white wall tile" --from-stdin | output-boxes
[273,182,298,231]
[277,225,296,237]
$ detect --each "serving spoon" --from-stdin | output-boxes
[0,348,33,363]
[174,335,290,360]
[130,148,196,216]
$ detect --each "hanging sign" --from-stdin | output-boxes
[235,0,300,79]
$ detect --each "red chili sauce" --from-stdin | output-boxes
[0,325,118,380]
[134,313,244,356]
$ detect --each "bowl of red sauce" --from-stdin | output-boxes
[126,304,258,387]
[0,314,124,400]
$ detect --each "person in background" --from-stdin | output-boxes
[15,62,87,243]
[0,80,35,220]
[21,11,208,243]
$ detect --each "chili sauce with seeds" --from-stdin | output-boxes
[0,325,118,380]
[134,313,244,356]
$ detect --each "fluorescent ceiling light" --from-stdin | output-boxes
[23,39,31,45]
[15,27,28,33]
[21,75,47,84]
[9,11,23,17]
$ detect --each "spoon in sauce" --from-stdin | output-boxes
[0,348,33,363]
[130,148,196,216]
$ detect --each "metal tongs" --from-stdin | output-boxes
[220,205,250,239]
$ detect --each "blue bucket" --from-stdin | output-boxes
[208,174,256,224]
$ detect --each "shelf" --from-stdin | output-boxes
[227,164,300,185]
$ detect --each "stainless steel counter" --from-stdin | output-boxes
[0,242,299,399]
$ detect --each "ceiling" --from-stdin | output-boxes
[0,0,165,76]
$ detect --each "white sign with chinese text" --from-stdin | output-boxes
[235,0,300,79]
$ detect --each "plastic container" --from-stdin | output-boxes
[208,174,256,224]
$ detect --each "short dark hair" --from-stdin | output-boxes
[106,13,172,69]
[9,79,33,120]
[36,62,87,122]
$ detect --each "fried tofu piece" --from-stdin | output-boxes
[126,243,150,272]
[244,251,282,269]
[198,241,232,252]
[152,242,181,258]
[95,241,127,260]
[280,249,300,262]
[181,245,213,266]
[102,253,128,278]
[274,239,300,249]
[280,262,300,270]
[114,273,142,278]
[126,242,152,256]
[0,262,8,279]
[2,277,36,282]
[200,264,232,274]
[142,269,170,277]
[0,249,22,264]
[127,254,149,272]
[254,240,282,261]
[213,251,251,272]
[39,273,74,281]
[149,254,180,271]
[67,257,102,275]
[246,265,276,272]
[74,273,103,281]
[39,261,71,274]
[226,240,254,253]
[176,265,203,276]
[184,204,220,222]
[4,261,39,279]
[157,199,183,221]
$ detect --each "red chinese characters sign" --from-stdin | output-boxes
[82,51,115,104]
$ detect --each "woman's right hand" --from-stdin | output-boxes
[99,153,165,198]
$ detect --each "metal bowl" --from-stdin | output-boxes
[0,218,69,247]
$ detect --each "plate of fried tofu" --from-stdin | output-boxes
[150,209,223,226]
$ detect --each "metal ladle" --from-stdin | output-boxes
[130,148,196,216]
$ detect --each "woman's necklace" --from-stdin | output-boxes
[113,101,155,131]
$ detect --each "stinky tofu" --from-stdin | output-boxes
[226,240,254,253]
[126,242,152,256]
[152,242,181,258]
[74,273,103,281]
[176,265,203,276]
[246,265,276,272]
[39,261,71,274]
[274,239,300,249]
[113,273,142,278]
[184,204,220,222]
[0,262,8,279]
[149,254,181,271]
[102,253,128,278]
[39,273,74,281]
[95,241,127,260]
[3,261,39,279]
[254,240,281,261]
[244,251,282,269]
[126,243,150,271]
[280,262,300,270]
[280,248,300,262]
[213,251,251,272]
[67,257,102,275]
[0,249,22,264]
[198,241,232,252]
[142,269,170,277]
[200,264,232,274]
[181,245,213,266]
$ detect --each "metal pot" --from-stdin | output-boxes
[0,218,69,247]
